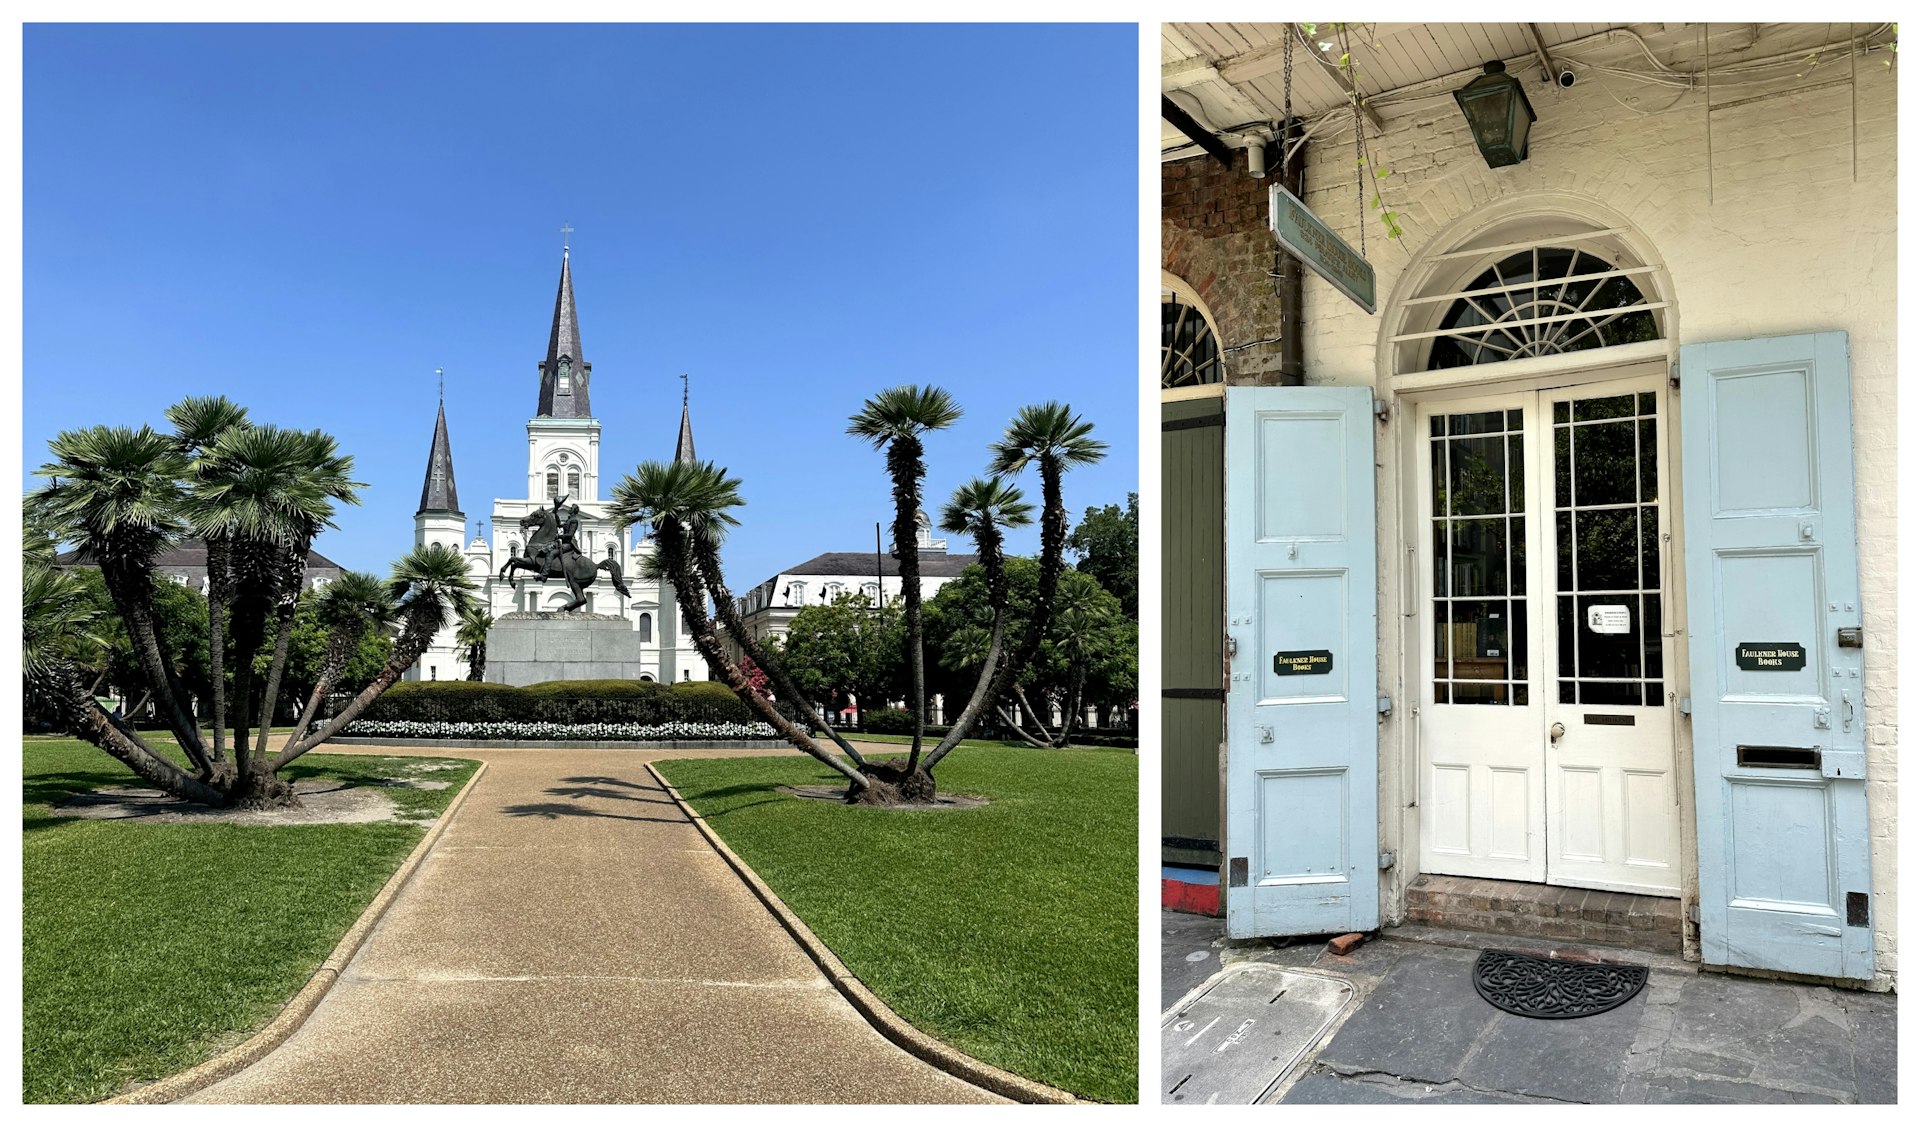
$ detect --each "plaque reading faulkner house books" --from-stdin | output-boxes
[1273,650,1334,676]
[1734,642,1808,671]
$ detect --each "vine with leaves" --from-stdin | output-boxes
[1301,21,1406,251]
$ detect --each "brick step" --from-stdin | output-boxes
[1404,874,1684,955]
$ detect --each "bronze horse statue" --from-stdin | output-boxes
[499,499,631,613]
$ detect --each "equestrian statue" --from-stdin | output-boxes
[498,494,632,613]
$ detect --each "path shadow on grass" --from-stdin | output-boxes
[499,801,688,825]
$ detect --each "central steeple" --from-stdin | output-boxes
[536,247,592,418]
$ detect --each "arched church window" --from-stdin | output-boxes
[557,357,572,393]
[1162,292,1223,388]
[638,613,653,643]
[605,544,616,560]
[567,470,580,496]
[511,540,521,559]
[1426,247,1661,370]
[546,470,560,499]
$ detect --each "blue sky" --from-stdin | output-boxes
[23,23,1139,587]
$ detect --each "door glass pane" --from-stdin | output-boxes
[1432,408,1527,707]
[1554,392,1663,705]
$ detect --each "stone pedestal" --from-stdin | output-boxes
[486,611,649,686]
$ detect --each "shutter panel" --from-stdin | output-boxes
[1680,332,1872,980]
[1224,386,1380,938]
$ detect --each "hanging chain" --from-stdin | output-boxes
[1283,25,1294,144]
[1355,62,1366,260]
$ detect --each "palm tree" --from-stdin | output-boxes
[271,543,477,772]
[285,571,399,743]
[166,395,250,774]
[26,425,208,773]
[609,460,871,793]
[921,477,1031,771]
[22,555,224,805]
[456,604,495,681]
[185,421,362,792]
[846,385,963,780]
[985,402,1108,717]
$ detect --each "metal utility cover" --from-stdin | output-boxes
[1162,963,1355,1104]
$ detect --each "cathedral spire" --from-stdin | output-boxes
[537,243,592,418]
[417,391,462,516]
[675,373,697,465]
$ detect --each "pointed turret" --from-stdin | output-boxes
[417,397,462,516]
[675,374,697,465]
[536,247,592,418]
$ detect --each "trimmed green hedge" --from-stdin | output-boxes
[360,679,777,726]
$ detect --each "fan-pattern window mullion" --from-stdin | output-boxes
[1428,247,1660,371]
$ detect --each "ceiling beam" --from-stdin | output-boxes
[1160,95,1239,168]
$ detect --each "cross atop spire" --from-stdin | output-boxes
[536,247,591,418]
[675,374,697,466]
[436,366,445,402]
[560,222,573,254]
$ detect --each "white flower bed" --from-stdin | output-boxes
[340,719,779,742]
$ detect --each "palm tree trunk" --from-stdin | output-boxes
[252,596,300,759]
[1014,684,1062,744]
[886,435,928,774]
[274,610,440,770]
[45,663,225,805]
[994,703,1051,749]
[660,521,867,790]
[101,559,211,772]
[205,536,231,777]
[1055,664,1087,748]
[692,537,867,768]
[923,528,1011,771]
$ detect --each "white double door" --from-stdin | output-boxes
[1416,373,1681,897]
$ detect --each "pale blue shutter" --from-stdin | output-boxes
[1224,386,1380,938]
[1680,332,1872,980]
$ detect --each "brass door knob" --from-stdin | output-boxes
[1550,722,1566,743]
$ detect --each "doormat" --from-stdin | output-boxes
[1471,949,1648,1019]
[1162,963,1355,1103]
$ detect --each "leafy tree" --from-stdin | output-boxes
[925,559,1135,745]
[775,592,906,723]
[24,399,475,808]
[1068,492,1138,618]
[847,385,964,780]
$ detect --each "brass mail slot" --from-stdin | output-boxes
[1737,745,1820,770]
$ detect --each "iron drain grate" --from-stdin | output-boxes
[1472,949,1648,1019]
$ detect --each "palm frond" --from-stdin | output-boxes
[846,385,964,449]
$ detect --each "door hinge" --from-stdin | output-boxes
[1678,695,1691,716]
[1225,635,1238,657]
[1686,902,1701,924]
[1378,850,1395,870]
[1228,857,1249,887]
[1377,694,1393,717]
[1669,363,1681,389]
[1847,892,1870,927]
[1373,397,1391,424]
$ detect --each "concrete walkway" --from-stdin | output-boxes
[188,745,998,1103]
[1164,909,1896,1104]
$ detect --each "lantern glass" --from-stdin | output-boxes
[1453,61,1536,168]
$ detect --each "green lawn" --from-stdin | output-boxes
[655,747,1137,1103]
[22,738,478,1103]
[848,732,1128,753]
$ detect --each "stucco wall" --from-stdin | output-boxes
[1164,33,1896,986]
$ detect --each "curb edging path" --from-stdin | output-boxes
[105,759,490,1105]
[645,762,1081,1105]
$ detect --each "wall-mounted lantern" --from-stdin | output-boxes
[1452,60,1537,168]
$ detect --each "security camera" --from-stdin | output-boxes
[1558,68,1577,88]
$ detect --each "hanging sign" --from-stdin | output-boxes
[1273,649,1334,676]
[1587,604,1632,635]
[1269,183,1377,314]
[1735,642,1807,671]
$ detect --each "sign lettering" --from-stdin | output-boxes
[1273,649,1334,677]
[1269,184,1377,314]
[1734,642,1807,671]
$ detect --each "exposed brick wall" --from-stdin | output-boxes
[1161,155,1290,383]
[1168,30,1898,987]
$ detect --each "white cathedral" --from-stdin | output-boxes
[405,246,710,686]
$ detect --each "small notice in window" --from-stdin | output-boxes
[1587,605,1631,634]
